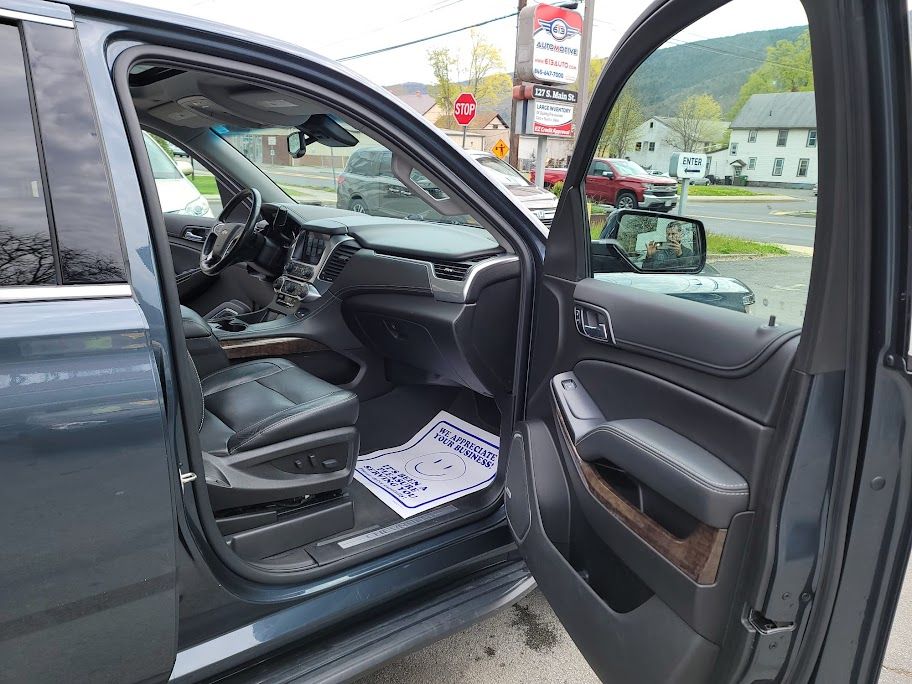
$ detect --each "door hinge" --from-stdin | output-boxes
[179,471,197,486]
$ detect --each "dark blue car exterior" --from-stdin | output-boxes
[0,2,539,681]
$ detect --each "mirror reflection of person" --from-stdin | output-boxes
[643,221,695,270]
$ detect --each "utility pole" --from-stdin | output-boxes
[507,0,527,169]
[572,0,596,146]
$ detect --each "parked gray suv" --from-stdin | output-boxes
[337,147,558,227]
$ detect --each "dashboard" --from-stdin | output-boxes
[251,203,521,396]
[260,202,513,311]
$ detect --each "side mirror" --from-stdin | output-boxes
[175,159,193,177]
[602,170,613,178]
[593,209,706,274]
[287,131,307,159]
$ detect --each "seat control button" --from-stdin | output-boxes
[321,458,340,471]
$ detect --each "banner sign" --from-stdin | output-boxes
[526,99,574,138]
[516,4,584,86]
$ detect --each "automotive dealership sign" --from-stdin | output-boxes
[516,3,584,85]
[525,99,574,138]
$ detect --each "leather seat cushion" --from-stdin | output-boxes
[199,358,358,456]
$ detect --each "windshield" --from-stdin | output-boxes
[475,155,531,187]
[143,134,183,180]
[610,159,650,177]
[219,125,485,229]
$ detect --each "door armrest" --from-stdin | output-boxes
[552,372,748,528]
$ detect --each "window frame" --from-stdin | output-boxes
[772,157,785,176]
[797,158,810,177]
[748,129,758,143]
[748,157,757,170]
[807,129,818,147]
[777,129,789,146]
[730,141,738,154]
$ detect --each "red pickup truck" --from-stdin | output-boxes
[534,157,679,211]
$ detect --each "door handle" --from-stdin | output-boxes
[182,226,208,243]
[574,303,616,344]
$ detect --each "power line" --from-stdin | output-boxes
[338,10,519,61]
[323,0,470,50]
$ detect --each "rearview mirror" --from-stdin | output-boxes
[287,131,306,159]
[593,209,706,274]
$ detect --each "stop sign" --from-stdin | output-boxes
[453,93,477,126]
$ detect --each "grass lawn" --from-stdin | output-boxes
[706,233,788,256]
[684,185,759,196]
[190,175,219,196]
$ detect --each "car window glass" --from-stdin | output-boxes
[223,126,485,230]
[588,0,816,327]
[23,23,126,284]
[140,131,214,218]
[0,23,56,286]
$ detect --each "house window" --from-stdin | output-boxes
[730,142,738,155]
[649,121,654,128]
[648,142,655,151]
[796,158,809,177]
[748,129,758,143]
[777,129,789,146]
[772,158,785,176]
[748,157,757,170]
[807,129,817,147]
[635,142,642,151]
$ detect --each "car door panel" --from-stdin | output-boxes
[575,279,801,376]
[512,262,801,675]
[506,421,722,683]
[163,212,219,301]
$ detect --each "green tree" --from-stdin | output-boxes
[427,31,509,126]
[597,87,644,157]
[730,29,813,117]
[428,48,459,128]
[665,94,723,152]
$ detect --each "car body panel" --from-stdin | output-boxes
[0,295,178,683]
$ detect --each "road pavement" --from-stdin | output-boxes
[686,188,817,248]
[360,565,912,684]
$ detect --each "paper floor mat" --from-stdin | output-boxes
[353,411,500,519]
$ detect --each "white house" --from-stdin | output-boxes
[725,91,817,188]
[625,116,730,177]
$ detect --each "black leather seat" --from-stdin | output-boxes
[180,306,359,511]
[199,359,358,457]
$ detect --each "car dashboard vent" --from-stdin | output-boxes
[319,242,360,282]
[429,255,490,282]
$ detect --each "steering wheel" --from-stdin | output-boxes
[199,188,262,276]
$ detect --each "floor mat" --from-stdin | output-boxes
[353,410,500,519]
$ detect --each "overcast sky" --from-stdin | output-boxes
[116,0,809,85]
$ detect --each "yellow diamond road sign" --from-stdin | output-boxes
[491,139,509,159]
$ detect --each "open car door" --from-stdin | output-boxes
[508,0,912,681]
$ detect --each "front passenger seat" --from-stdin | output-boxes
[180,306,359,511]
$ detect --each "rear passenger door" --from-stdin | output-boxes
[509,0,848,681]
[0,9,178,682]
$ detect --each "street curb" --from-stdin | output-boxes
[775,243,815,256]
[688,195,801,202]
